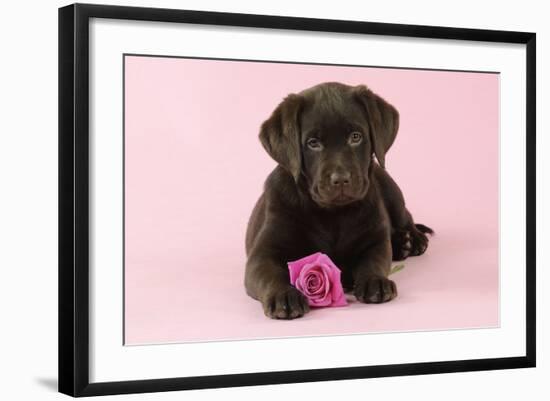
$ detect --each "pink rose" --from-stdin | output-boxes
[287,252,347,307]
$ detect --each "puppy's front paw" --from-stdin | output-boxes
[262,287,310,319]
[354,276,397,304]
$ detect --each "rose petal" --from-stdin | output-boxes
[309,293,332,306]
[312,253,337,270]
[319,265,331,298]
[328,270,347,306]
[305,272,322,294]
[306,269,331,306]
[330,291,348,307]
[315,261,346,307]
[297,263,326,306]
[301,266,327,301]
[294,276,304,293]
[287,252,348,307]
[288,252,324,284]
[296,265,319,292]
[320,261,347,307]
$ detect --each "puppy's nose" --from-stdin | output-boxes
[330,171,351,187]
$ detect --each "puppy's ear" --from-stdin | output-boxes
[259,94,303,181]
[354,85,399,169]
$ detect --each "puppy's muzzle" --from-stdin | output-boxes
[313,170,367,207]
[329,171,351,188]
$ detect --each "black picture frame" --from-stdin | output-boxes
[59,3,536,397]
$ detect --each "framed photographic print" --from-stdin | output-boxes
[58,3,536,397]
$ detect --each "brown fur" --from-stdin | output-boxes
[245,82,432,319]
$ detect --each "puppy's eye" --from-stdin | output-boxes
[307,138,322,150]
[349,131,363,145]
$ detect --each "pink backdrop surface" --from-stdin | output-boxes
[124,55,499,345]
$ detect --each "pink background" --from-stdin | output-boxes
[124,55,499,345]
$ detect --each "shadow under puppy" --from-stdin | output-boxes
[245,82,433,319]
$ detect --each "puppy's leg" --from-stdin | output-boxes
[245,256,310,319]
[245,193,310,320]
[352,237,397,304]
[374,166,433,260]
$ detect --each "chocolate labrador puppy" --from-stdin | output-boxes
[245,82,432,319]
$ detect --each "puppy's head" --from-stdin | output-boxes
[259,82,399,208]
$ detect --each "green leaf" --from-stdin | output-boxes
[390,264,405,275]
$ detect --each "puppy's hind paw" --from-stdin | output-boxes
[391,223,433,260]
[410,223,433,256]
[391,229,412,261]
